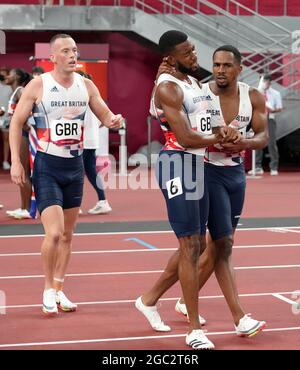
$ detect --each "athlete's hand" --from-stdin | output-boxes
[215,127,227,142]
[11,161,26,187]
[156,57,176,80]
[108,114,125,129]
[220,138,248,153]
[225,126,242,143]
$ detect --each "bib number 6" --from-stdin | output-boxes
[166,177,183,199]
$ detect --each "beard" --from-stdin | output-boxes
[215,80,229,88]
[176,61,197,75]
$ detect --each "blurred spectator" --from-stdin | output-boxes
[77,70,112,214]
[6,68,33,219]
[249,74,283,175]
[0,67,13,170]
[32,66,44,78]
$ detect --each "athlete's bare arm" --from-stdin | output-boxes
[84,79,123,129]
[155,81,225,148]
[9,77,41,186]
[221,88,268,152]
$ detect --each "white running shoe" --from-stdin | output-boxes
[0,204,3,210]
[270,170,278,176]
[175,299,206,325]
[56,290,77,312]
[6,208,22,216]
[248,168,264,175]
[42,288,58,315]
[186,329,215,350]
[13,209,32,219]
[235,314,266,337]
[88,200,112,215]
[135,296,171,332]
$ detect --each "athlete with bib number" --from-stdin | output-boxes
[150,45,268,341]
[9,34,124,316]
[135,31,240,350]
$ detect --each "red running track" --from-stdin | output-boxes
[0,227,300,350]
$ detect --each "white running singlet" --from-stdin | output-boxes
[151,73,212,156]
[32,72,89,158]
[201,81,253,166]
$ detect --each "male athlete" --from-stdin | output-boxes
[139,44,268,342]
[135,31,240,350]
[9,34,123,315]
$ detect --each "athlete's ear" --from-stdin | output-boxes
[49,53,56,64]
[167,55,176,67]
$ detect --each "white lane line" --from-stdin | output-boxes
[272,293,299,305]
[1,243,300,257]
[0,264,299,280]
[0,291,296,310]
[0,226,300,238]
[0,231,173,238]
[235,264,300,270]
[278,229,300,234]
[0,326,300,348]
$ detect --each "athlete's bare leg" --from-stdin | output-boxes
[141,249,180,307]
[179,233,244,324]
[213,235,244,325]
[178,234,202,332]
[141,234,209,308]
[53,207,80,291]
[178,234,216,304]
[40,205,64,290]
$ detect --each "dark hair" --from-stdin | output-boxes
[14,68,32,87]
[213,45,242,64]
[158,30,188,55]
[0,67,10,75]
[32,66,44,75]
[263,73,272,81]
[76,70,93,81]
[50,33,73,45]
[76,70,86,78]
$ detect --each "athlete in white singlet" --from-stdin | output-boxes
[135,31,240,350]
[9,34,123,316]
[176,45,268,338]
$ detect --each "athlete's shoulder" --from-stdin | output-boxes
[249,86,265,108]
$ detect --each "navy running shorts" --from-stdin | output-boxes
[32,151,84,215]
[205,162,246,241]
[156,150,208,238]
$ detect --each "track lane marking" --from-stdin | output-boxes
[0,290,297,310]
[1,226,300,238]
[0,326,300,348]
[0,264,300,280]
[1,243,300,257]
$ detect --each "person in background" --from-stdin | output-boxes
[77,70,112,215]
[5,68,33,219]
[0,67,13,170]
[32,66,45,78]
[249,73,283,176]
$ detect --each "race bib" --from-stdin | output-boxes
[166,177,183,199]
[190,113,212,134]
[50,119,83,146]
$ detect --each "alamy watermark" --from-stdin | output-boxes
[0,30,6,54]
[96,153,205,201]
